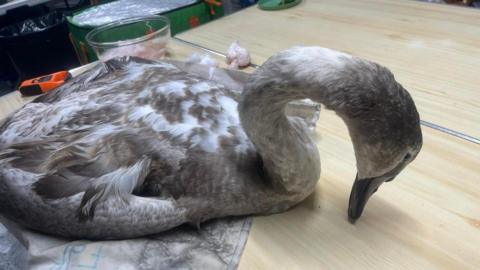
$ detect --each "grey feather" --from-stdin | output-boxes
[77,157,151,221]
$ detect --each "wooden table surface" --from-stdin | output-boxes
[174,1,480,269]
[177,0,480,140]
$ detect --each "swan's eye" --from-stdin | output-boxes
[403,153,411,161]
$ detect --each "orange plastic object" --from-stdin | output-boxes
[204,0,222,15]
[18,71,71,96]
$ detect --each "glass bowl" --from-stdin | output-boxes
[86,15,170,61]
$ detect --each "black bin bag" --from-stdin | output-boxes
[0,11,79,82]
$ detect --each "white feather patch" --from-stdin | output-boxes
[80,157,151,217]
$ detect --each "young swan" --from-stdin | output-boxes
[0,47,422,239]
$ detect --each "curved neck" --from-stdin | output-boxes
[239,92,320,195]
[239,47,385,193]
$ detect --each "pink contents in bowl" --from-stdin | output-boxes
[86,15,170,61]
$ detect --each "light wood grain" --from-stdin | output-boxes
[177,0,480,138]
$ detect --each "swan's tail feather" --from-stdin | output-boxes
[3,130,156,222]
[0,126,194,237]
[0,141,189,239]
[76,157,151,221]
[33,157,152,222]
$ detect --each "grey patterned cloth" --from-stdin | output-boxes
[0,210,251,270]
[25,217,252,270]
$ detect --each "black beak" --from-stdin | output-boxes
[348,174,387,224]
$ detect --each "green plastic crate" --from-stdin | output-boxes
[67,1,223,64]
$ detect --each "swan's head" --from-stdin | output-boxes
[343,66,423,223]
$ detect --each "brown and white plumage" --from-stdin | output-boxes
[0,47,422,239]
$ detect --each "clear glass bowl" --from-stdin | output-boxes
[86,15,170,61]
